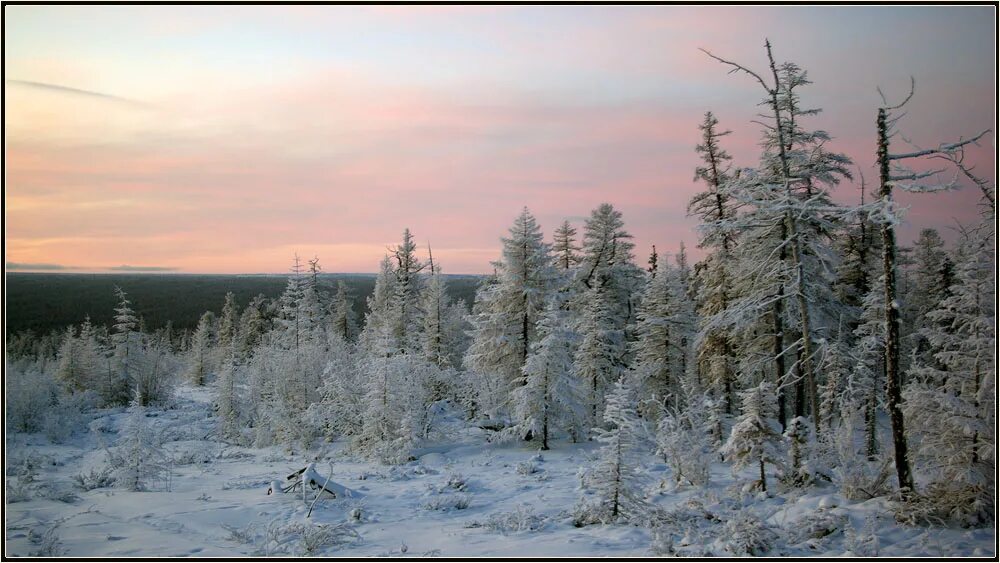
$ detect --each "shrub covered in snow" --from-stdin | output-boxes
[71,466,115,491]
[472,505,547,534]
[843,515,880,557]
[721,511,778,556]
[423,494,472,511]
[785,509,848,545]
[6,362,60,433]
[515,461,539,476]
[28,525,65,557]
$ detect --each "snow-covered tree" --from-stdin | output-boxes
[578,377,646,524]
[304,338,363,441]
[688,111,738,413]
[109,390,169,492]
[464,207,554,421]
[354,327,437,464]
[218,292,239,356]
[632,251,696,416]
[904,228,955,369]
[299,256,330,344]
[576,203,643,335]
[721,381,785,492]
[553,220,582,271]
[850,274,887,459]
[783,416,814,486]
[421,256,465,370]
[870,77,988,493]
[55,326,83,392]
[509,297,586,449]
[656,405,712,488]
[390,228,426,354]
[704,43,853,434]
[359,256,399,355]
[330,280,358,343]
[108,286,141,405]
[187,311,215,386]
[236,294,269,362]
[574,278,625,428]
[903,228,995,524]
[215,347,242,443]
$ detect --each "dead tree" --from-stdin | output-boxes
[874,78,989,494]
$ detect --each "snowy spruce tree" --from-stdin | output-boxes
[688,111,738,413]
[354,325,436,464]
[217,292,239,357]
[55,326,89,392]
[186,311,215,386]
[330,280,359,343]
[655,404,712,488]
[632,249,697,417]
[390,228,426,354]
[574,278,625,429]
[235,294,269,362]
[721,381,785,492]
[553,220,582,271]
[108,286,141,405]
[577,377,646,524]
[359,255,399,355]
[509,297,586,449]
[464,207,554,423]
[215,347,242,443]
[576,203,643,335]
[421,253,468,370]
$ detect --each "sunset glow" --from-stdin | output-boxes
[4,5,995,274]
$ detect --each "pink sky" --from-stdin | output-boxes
[4,6,995,274]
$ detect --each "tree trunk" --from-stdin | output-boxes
[877,107,914,494]
[794,348,805,419]
[773,300,787,431]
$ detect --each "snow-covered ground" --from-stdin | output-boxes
[5,385,994,558]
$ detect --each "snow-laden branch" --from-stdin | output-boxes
[889,166,946,182]
[888,130,989,161]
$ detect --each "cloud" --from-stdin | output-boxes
[109,265,179,272]
[6,262,72,271]
[5,79,150,108]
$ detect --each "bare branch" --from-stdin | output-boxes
[750,119,776,131]
[699,47,772,92]
[879,76,916,111]
[930,144,996,212]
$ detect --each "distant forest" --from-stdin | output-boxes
[5,273,482,337]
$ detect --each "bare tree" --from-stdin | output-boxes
[873,77,990,494]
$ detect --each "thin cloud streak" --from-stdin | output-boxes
[109,265,179,272]
[5,79,151,108]
[6,262,73,271]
